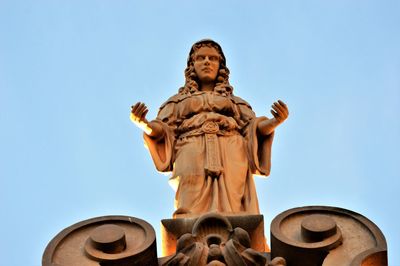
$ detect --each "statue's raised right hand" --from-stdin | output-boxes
[130,102,152,135]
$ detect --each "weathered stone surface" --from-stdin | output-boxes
[161,213,267,257]
[42,206,387,265]
[160,213,282,266]
[270,206,387,266]
[42,216,158,266]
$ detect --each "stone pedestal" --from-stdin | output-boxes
[42,206,388,266]
[161,213,267,257]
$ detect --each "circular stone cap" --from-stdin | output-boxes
[89,224,126,254]
[42,215,157,266]
[301,214,337,242]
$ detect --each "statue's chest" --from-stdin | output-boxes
[179,93,233,117]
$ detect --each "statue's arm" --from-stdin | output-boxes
[257,100,289,136]
[131,101,176,172]
[239,100,287,176]
[130,102,164,138]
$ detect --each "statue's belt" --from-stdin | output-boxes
[178,121,240,178]
[177,122,239,139]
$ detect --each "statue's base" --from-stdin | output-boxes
[42,206,388,266]
[160,213,267,257]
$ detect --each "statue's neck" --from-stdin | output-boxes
[200,82,215,92]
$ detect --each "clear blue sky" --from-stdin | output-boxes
[0,1,399,265]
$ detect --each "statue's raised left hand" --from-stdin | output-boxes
[257,100,289,136]
[271,100,289,124]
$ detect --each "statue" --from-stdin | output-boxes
[130,39,288,218]
[43,40,388,266]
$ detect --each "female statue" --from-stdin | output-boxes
[131,39,288,218]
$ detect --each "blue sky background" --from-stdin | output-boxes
[0,1,399,265]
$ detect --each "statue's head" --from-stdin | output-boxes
[180,39,233,95]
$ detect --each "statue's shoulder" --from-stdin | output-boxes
[230,95,253,109]
[159,92,188,109]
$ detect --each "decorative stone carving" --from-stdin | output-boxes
[161,213,285,266]
[42,206,387,265]
[42,216,158,266]
[161,214,267,257]
[270,206,387,266]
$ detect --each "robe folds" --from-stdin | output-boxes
[143,91,274,218]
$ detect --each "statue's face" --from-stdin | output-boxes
[193,46,220,84]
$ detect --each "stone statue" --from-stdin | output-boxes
[43,40,388,266]
[130,39,288,218]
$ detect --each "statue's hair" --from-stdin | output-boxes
[179,42,233,96]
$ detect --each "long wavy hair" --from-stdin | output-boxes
[179,41,233,96]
